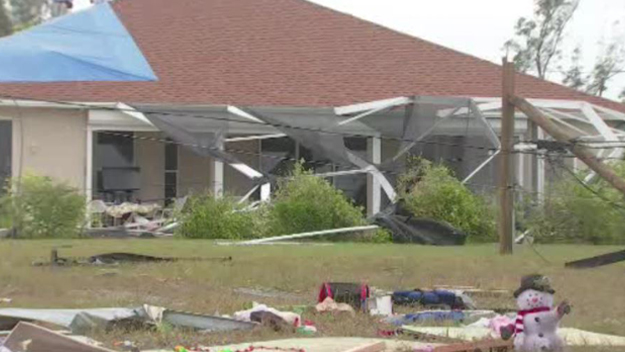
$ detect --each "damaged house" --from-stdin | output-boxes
[0,0,624,216]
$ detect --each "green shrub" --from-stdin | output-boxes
[176,194,259,239]
[527,162,625,244]
[1,174,86,238]
[267,162,367,236]
[0,205,11,229]
[398,157,496,242]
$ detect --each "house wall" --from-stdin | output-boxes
[0,107,87,191]
[178,147,213,196]
[135,132,165,202]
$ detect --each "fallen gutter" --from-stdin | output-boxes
[235,225,379,246]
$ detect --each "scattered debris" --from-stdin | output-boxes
[113,340,140,352]
[162,310,255,333]
[315,298,355,315]
[318,283,370,310]
[432,286,510,298]
[0,307,144,332]
[392,289,470,309]
[0,305,254,334]
[2,322,115,352]
[401,326,625,347]
[233,303,301,328]
[296,321,317,335]
[385,311,465,326]
[565,249,625,269]
[367,296,392,316]
[146,338,433,352]
[430,339,513,352]
[373,204,467,246]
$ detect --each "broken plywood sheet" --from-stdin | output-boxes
[402,326,625,347]
[146,338,437,352]
[3,322,116,352]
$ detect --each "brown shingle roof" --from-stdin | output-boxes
[0,0,623,112]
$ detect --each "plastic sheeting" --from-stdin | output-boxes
[0,3,157,82]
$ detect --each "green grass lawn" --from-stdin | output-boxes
[0,240,624,350]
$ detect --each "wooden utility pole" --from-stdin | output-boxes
[512,96,625,197]
[499,59,515,255]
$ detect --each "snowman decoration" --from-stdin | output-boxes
[502,274,571,351]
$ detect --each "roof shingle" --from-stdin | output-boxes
[0,0,623,112]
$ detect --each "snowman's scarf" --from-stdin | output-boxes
[514,306,551,334]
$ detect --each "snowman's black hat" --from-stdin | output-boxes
[513,274,556,298]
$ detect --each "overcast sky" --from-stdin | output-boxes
[74,0,625,101]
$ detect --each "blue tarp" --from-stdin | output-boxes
[0,3,157,82]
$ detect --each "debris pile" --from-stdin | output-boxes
[1,276,625,352]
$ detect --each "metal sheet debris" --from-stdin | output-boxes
[0,306,253,334]
[0,307,143,331]
[162,310,255,332]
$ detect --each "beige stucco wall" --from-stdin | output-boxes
[0,107,87,191]
[135,132,165,202]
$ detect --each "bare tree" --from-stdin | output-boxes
[585,42,624,97]
[505,0,579,79]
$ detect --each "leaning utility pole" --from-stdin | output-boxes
[512,97,625,197]
[499,59,515,255]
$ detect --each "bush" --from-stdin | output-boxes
[0,174,86,238]
[526,162,625,244]
[176,194,259,239]
[397,157,496,242]
[267,163,367,236]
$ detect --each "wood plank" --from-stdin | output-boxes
[565,249,625,269]
[341,341,386,352]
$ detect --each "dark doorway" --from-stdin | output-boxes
[0,121,11,194]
